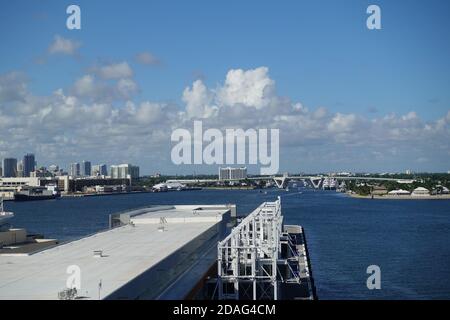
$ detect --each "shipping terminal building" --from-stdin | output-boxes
[0,200,315,300]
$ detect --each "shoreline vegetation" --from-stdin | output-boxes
[348,193,450,200]
[344,173,450,200]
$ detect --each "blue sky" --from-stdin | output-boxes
[0,0,449,174]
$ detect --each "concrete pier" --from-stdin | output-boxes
[282,225,316,300]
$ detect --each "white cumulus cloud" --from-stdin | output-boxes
[1,66,449,173]
[217,67,275,109]
[96,62,133,79]
[182,80,217,119]
[48,35,81,55]
[135,52,160,65]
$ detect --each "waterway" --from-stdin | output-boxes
[4,188,450,299]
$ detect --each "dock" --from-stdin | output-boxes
[216,198,316,300]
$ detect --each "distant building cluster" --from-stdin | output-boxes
[1,153,140,181]
[219,167,247,180]
[67,162,138,179]
[1,154,36,178]
[0,153,140,198]
[110,164,140,179]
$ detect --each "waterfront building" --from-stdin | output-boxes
[411,187,430,196]
[219,167,247,180]
[81,161,92,176]
[2,158,17,177]
[69,163,80,177]
[110,164,139,180]
[56,176,131,193]
[0,177,41,188]
[23,153,35,177]
[372,186,388,195]
[0,177,43,199]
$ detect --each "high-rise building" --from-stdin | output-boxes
[2,158,18,177]
[99,164,107,176]
[110,164,139,179]
[23,153,35,177]
[69,163,80,177]
[81,161,92,176]
[92,164,108,176]
[219,167,247,180]
[16,160,24,178]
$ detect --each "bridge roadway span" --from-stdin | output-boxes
[167,175,415,189]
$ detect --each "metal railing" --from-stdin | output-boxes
[217,197,287,300]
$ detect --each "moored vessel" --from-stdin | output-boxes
[14,185,60,202]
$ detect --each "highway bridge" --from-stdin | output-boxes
[166,174,415,189]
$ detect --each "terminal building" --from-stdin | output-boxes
[0,199,315,300]
[0,204,236,300]
[0,176,133,198]
[0,177,43,199]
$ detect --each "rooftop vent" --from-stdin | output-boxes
[93,250,104,258]
[158,217,168,232]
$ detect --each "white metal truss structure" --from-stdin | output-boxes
[217,197,301,300]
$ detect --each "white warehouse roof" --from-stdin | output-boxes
[0,204,233,300]
[388,189,410,195]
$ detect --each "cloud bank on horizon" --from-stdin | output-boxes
[0,33,449,174]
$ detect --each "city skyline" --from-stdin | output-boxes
[0,152,141,178]
[1,0,450,174]
[1,151,448,177]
